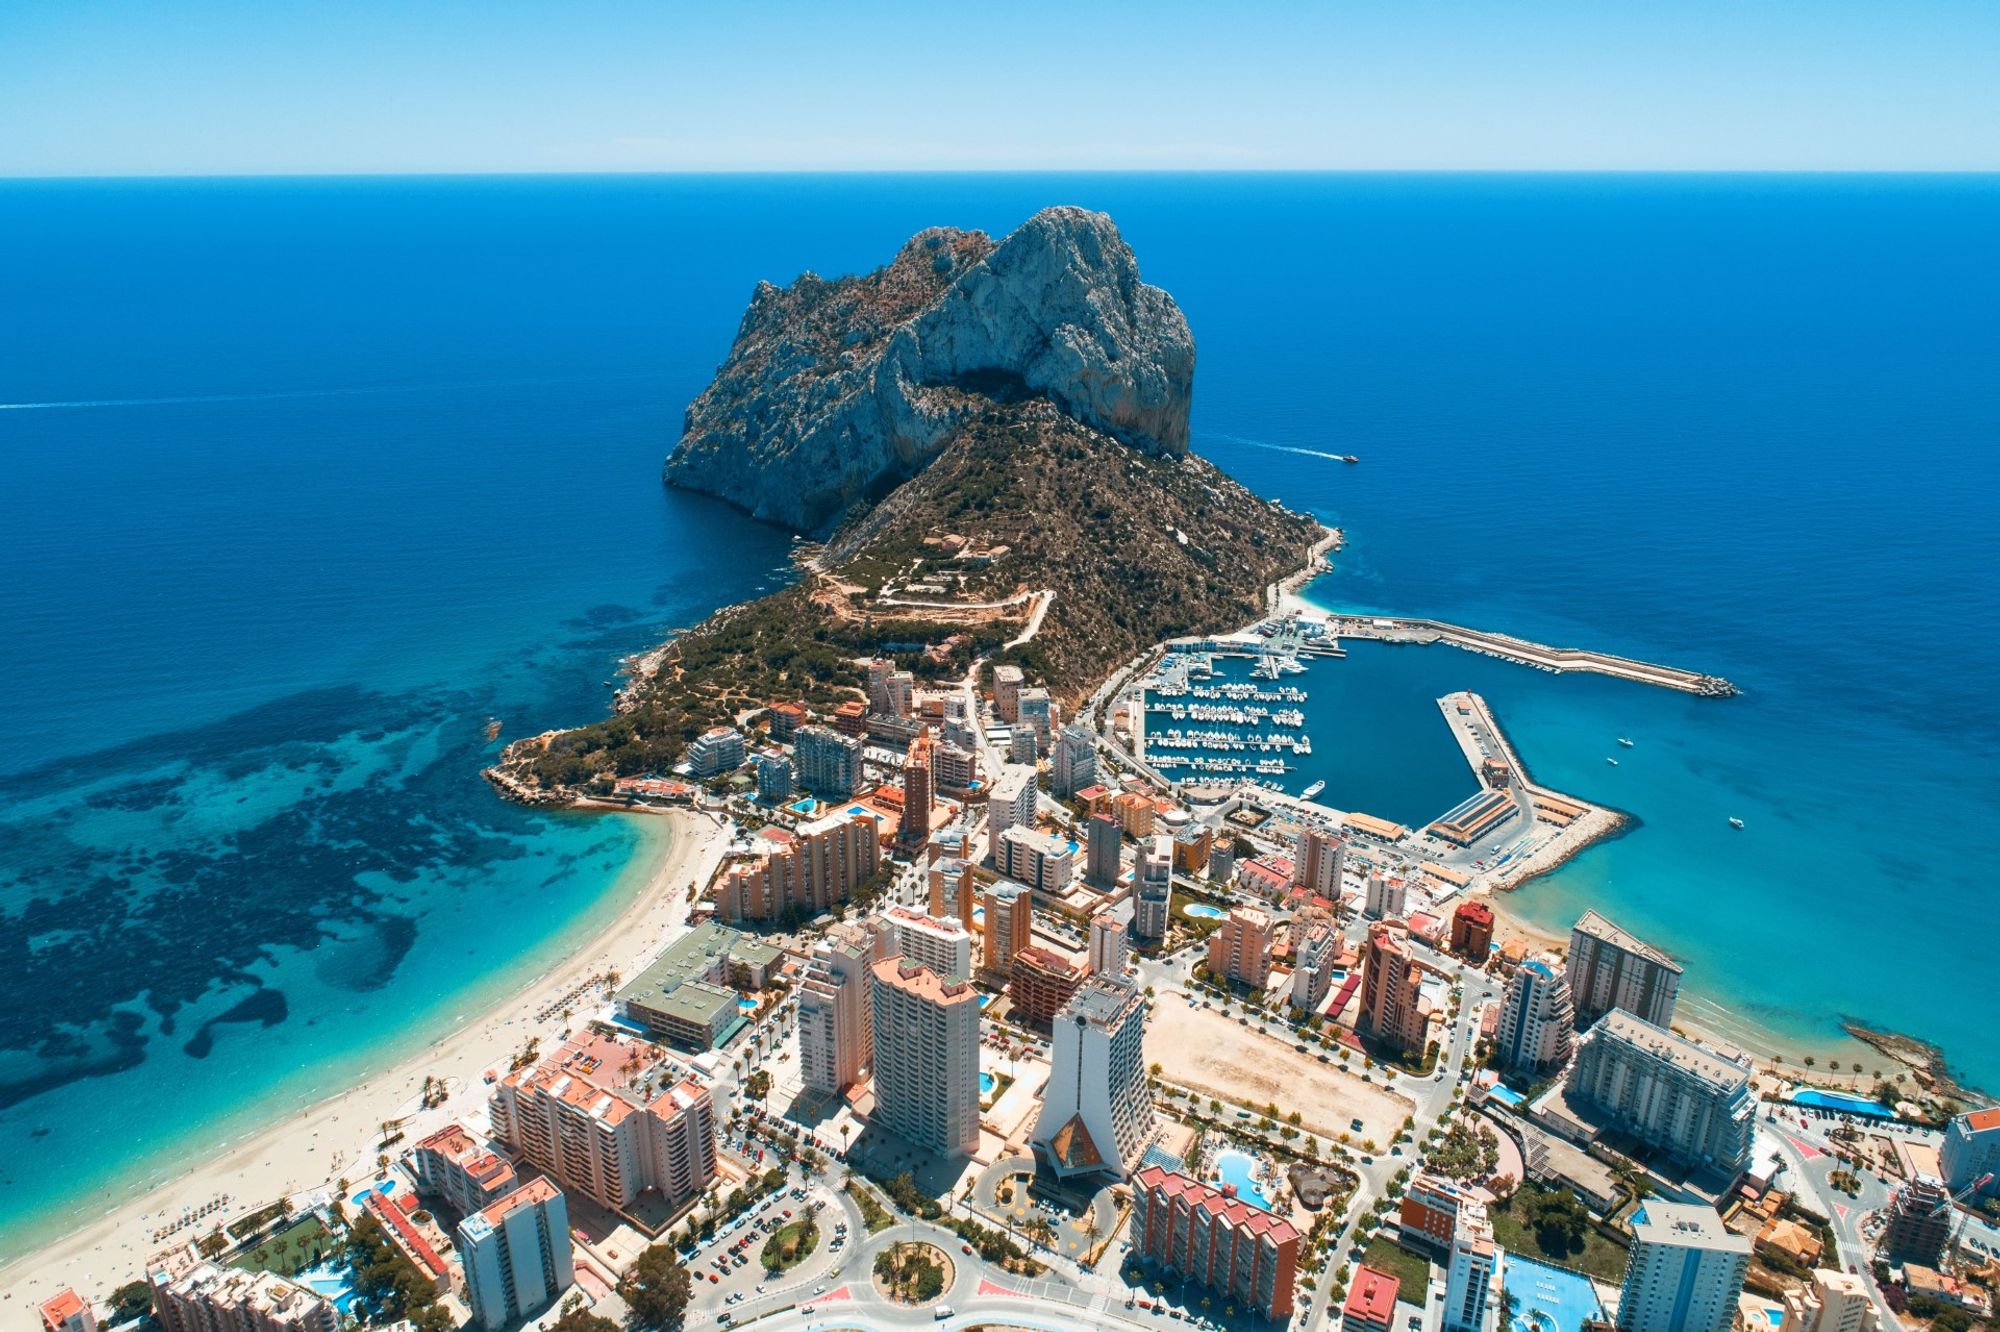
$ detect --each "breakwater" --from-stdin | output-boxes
[1326,615,1736,696]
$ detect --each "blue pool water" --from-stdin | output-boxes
[294,1262,361,1315]
[1210,1148,1273,1211]
[1487,1084,1527,1108]
[1502,1253,1604,1332]
[1790,1089,1895,1119]
[737,997,759,1013]
[979,1071,997,1096]
[1184,904,1227,921]
[977,993,995,1009]
[786,798,818,816]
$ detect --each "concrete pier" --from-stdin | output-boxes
[1325,614,1736,696]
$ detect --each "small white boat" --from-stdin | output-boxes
[1729,817,1746,829]
[1617,737,1634,748]
[1605,757,1619,766]
[1300,780,1326,800]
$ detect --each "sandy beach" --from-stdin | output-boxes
[0,806,731,1320]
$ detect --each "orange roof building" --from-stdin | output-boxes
[1130,1166,1299,1320]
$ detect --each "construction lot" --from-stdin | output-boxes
[1147,1001,1412,1145]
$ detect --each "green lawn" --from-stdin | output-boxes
[231,1216,335,1278]
[760,1220,820,1272]
[1358,1236,1431,1294]
[1488,1197,1630,1283]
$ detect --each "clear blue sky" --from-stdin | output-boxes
[4,1,1995,176]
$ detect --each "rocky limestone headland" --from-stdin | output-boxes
[490,208,1320,799]
[665,206,1195,532]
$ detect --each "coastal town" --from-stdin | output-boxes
[17,612,1998,1332]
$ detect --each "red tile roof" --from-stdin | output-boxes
[1344,1265,1400,1321]
[1134,1165,1301,1243]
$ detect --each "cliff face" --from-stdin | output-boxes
[665,206,1195,531]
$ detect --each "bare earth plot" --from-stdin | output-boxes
[1147,1002,1411,1144]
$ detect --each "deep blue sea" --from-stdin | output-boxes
[2,174,1995,1258]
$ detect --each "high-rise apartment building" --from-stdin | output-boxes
[1206,905,1273,988]
[798,919,888,1097]
[754,752,794,803]
[1880,1175,1953,1267]
[1016,688,1055,747]
[986,764,1037,855]
[1616,1202,1750,1332]
[1941,1107,2000,1198]
[795,724,865,797]
[1779,1270,1881,1332]
[1088,911,1129,975]
[1032,973,1154,1179]
[1565,1011,1755,1174]
[458,1179,573,1331]
[927,855,976,931]
[1567,909,1683,1030]
[899,728,934,850]
[1112,789,1157,837]
[931,740,980,795]
[1289,913,1341,1016]
[715,812,880,922]
[869,958,981,1156]
[992,664,1024,721]
[1358,919,1432,1055]
[996,825,1075,896]
[1086,812,1122,888]
[881,903,973,983]
[487,1032,717,1216]
[1362,871,1406,921]
[1294,827,1345,900]
[981,881,1034,977]
[1133,834,1175,940]
[38,1292,95,1332]
[1441,1198,1500,1332]
[1129,1168,1300,1322]
[1496,954,1576,1076]
[1008,945,1085,1026]
[684,726,745,778]
[1052,722,1097,797]
[1450,900,1495,961]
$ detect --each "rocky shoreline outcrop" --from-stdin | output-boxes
[665,206,1195,531]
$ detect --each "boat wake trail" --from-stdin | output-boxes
[0,371,662,412]
[1203,432,1352,463]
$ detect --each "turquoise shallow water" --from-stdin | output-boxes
[0,172,1995,1262]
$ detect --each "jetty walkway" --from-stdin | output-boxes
[1327,614,1736,696]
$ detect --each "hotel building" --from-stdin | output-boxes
[1616,1202,1750,1332]
[684,725,745,778]
[1112,789,1157,837]
[487,1031,717,1218]
[869,958,981,1156]
[753,752,794,804]
[1289,913,1341,1016]
[1441,1199,1500,1332]
[1942,1107,2000,1198]
[1565,1011,1755,1174]
[1016,687,1055,746]
[986,764,1037,854]
[1032,973,1154,1179]
[898,728,934,850]
[927,855,976,931]
[1129,1167,1300,1321]
[1085,812,1122,888]
[1398,1171,1472,1257]
[715,811,880,923]
[1450,900,1494,961]
[457,1178,574,1332]
[1566,909,1683,1030]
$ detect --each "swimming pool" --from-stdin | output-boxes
[980,1071,998,1096]
[295,1263,361,1315]
[1502,1253,1604,1332]
[348,1179,399,1207]
[977,993,995,1009]
[1790,1089,1894,1119]
[1184,903,1226,920]
[786,798,818,815]
[1210,1148,1273,1211]
[737,997,759,1012]
[1487,1084,1527,1108]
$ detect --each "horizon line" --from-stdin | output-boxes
[5,166,1999,183]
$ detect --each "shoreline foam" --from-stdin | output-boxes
[0,806,730,1315]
